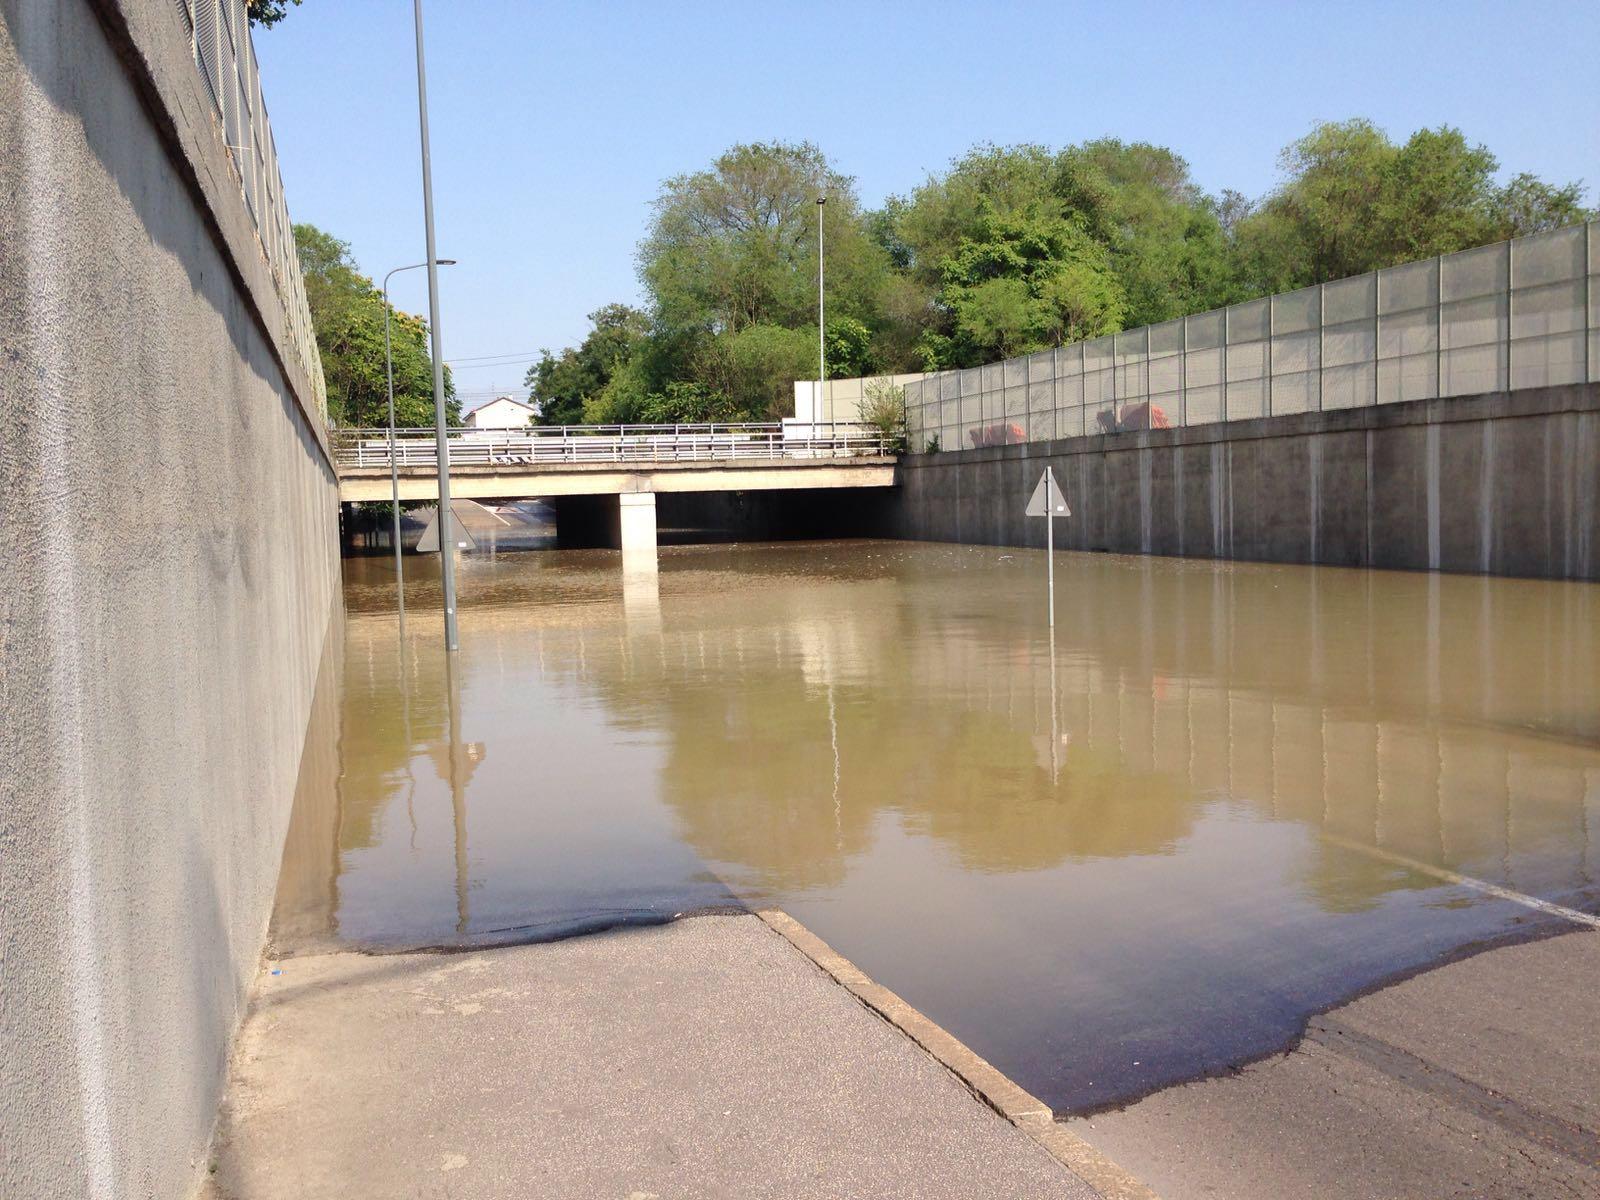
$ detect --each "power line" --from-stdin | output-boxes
[444,348,545,364]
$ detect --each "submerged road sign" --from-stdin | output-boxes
[1025,467,1069,626]
[417,501,478,553]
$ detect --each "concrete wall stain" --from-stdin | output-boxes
[887,384,1600,582]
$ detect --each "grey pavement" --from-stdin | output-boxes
[203,914,1098,1199]
[1067,927,1600,1200]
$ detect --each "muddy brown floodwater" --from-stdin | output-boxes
[275,540,1600,1113]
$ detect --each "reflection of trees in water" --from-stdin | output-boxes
[548,545,1600,907]
[554,559,1211,887]
[652,673,1198,887]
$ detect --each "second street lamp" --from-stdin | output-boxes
[816,194,826,447]
[383,257,456,623]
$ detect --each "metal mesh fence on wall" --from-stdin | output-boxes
[902,220,1599,453]
[173,0,327,415]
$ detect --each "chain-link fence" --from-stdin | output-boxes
[903,220,1599,453]
[172,0,326,415]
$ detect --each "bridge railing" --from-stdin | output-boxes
[331,422,896,470]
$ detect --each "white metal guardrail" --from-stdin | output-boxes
[903,219,1600,451]
[172,0,326,414]
[332,422,898,470]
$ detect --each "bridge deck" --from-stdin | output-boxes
[332,422,899,503]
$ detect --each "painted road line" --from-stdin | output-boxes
[1321,834,1600,930]
[1307,1015,1600,1167]
[755,909,1160,1200]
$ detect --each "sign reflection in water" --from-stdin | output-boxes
[275,542,1600,1112]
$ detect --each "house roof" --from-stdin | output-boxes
[471,395,535,414]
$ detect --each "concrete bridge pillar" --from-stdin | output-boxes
[620,491,658,560]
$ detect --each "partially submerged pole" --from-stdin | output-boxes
[1046,465,1055,628]
[412,0,459,652]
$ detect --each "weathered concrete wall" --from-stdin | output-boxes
[0,3,339,1198]
[888,384,1600,581]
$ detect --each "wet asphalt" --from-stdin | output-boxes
[1068,924,1600,1199]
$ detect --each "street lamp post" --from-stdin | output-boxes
[816,194,827,448]
[411,0,460,652]
[383,258,455,623]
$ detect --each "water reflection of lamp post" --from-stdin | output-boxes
[383,258,456,627]
[828,681,841,849]
[445,651,470,934]
[1048,624,1060,786]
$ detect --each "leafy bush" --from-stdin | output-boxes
[857,377,907,450]
[637,381,741,424]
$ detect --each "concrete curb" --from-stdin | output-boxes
[754,909,1159,1200]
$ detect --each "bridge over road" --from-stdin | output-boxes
[334,421,899,552]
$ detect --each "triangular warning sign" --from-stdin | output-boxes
[1024,470,1070,518]
[416,502,479,553]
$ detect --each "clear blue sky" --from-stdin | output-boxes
[254,1,1599,409]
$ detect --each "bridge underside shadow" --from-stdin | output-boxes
[548,487,898,550]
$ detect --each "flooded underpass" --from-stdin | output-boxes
[274,540,1600,1116]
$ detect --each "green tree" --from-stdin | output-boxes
[639,141,890,336]
[881,140,1231,366]
[1230,121,1591,292]
[1064,139,1240,324]
[698,324,817,418]
[1376,126,1500,262]
[635,382,742,424]
[824,317,875,378]
[1489,174,1591,237]
[1234,119,1396,289]
[524,304,649,426]
[934,208,1125,364]
[294,223,456,427]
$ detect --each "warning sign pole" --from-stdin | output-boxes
[1045,466,1055,626]
[1025,466,1070,628]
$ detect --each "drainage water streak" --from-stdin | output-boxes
[274,540,1600,1112]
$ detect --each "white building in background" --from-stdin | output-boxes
[463,394,536,429]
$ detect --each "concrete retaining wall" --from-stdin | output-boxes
[1,3,339,1197]
[887,384,1600,581]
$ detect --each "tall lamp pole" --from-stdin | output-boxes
[383,258,455,623]
[411,0,459,652]
[816,194,827,445]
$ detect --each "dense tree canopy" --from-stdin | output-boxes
[524,304,650,426]
[294,223,457,428]
[522,123,1589,425]
[572,142,897,423]
[1230,121,1591,293]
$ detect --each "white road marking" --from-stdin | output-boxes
[1322,834,1600,930]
